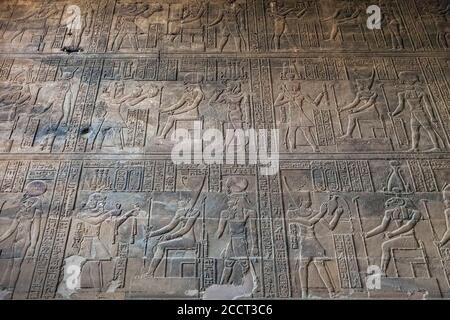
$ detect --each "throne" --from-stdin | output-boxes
[163,242,202,278]
[390,240,431,278]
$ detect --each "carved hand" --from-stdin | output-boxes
[162,234,174,241]
[27,246,36,258]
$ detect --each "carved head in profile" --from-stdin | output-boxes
[226,80,242,94]
[23,180,47,200]
[83,193,107,211]
[355,69,375,91]
[108,81,125,98]
[225,176,248,194]
[385,196,406,209]
[131,84,143,97]
[184,73,204,86]
[399,71,420,87]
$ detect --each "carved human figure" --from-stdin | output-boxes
[157,74,204,139]
[9,0,59,43]
[0,181,46,293]
[209,80,249,130]
[274,80,325,152]
[0,76,33,122]
[75,193,139,290]
[390,71,441,152]
[0,80,32,108]
[95,82,155,150]
[338,72,378,139]
[321,1,361,41]
[207,0,246,52]
[267,0,306,50]
[432,10,449,49]
[110,2,163,51]
[61,1,96,50]
[287,194,344,298]
[365,197,421,274]
[168,0,207,42]
[108,203,143,291]
[384,10,404,50]
[0,72,36,150]
[36,80,75,151]
[145,196,206,277]
[216,193,258,289]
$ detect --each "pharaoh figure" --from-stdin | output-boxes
[207,0,246,52]
[95,81,156,150]
[75,193,139,290]
[209,80,249,130]
[110,2,163,51]
[37,77,75,152]
[321,0,361,41]
[0,181,46,294]
[0,69,35,151]
[338,71,378,139]
[167,0,207,42]
[267,0,306,50]
[432,8,449,49]
[216,177,258,290]
[0,73,33,112]
[9,0,59,43]
[287,194,345,298]
[157,73,204,139]
[384,9,404,50]
[274,78,326,152]
[390,71,441,152]
[0,71,33,124]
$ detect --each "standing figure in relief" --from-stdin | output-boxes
[0,181,46,294]
[274,80,326,152]
[321,1,361,41]
[287,194,345,298]
[390,71,441,152]
[110,2,163,51]
[267,0,306,50]
[209,80,249,130]
[75,193,139,290]
[167,0,207,43]
[338,71,378,139]
[216,192,258,290]
[207,0,246,52]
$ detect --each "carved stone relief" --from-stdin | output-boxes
[0,0,449,300]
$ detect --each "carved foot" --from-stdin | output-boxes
[425,146,441,152]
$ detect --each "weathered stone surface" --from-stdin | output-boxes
[0,0,449,300]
